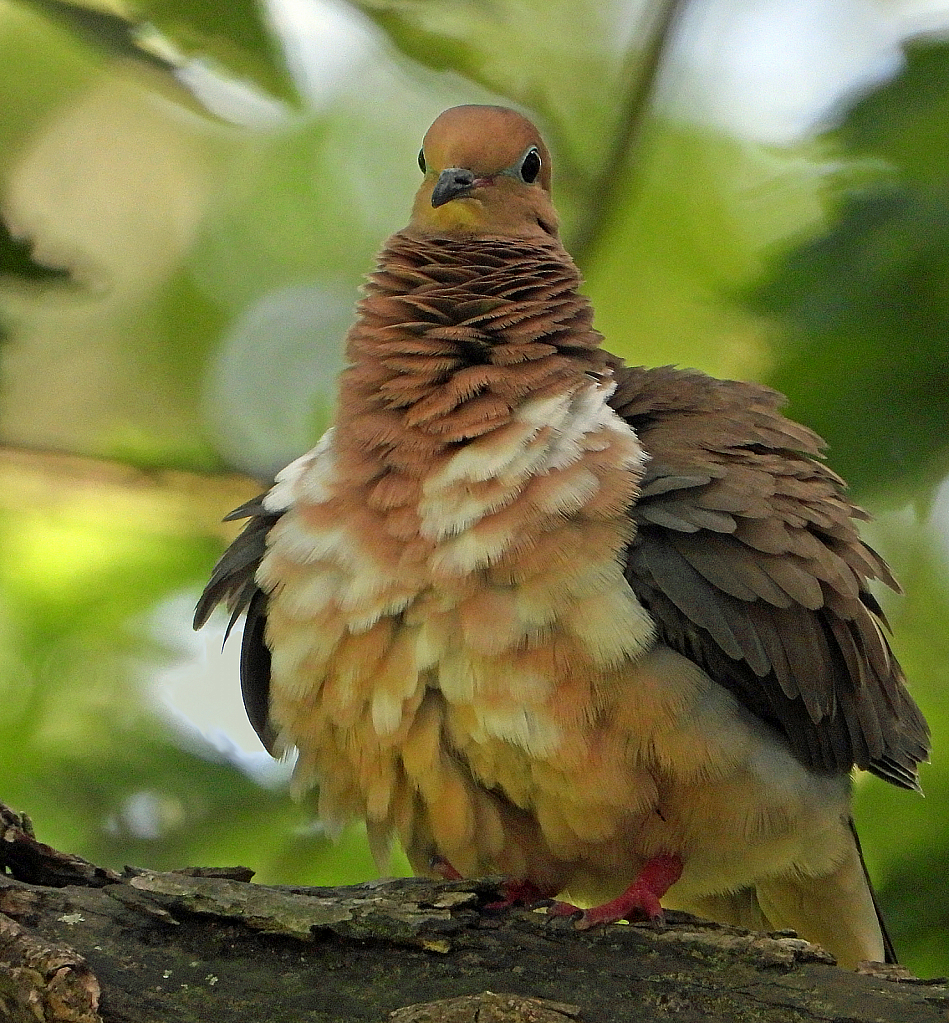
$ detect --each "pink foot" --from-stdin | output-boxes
[484,878,550,911]
[429,855,463,881]
[548,853,683,931]
[429,857,551,912]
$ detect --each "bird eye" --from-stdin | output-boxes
[418,148,427,174]
[520,147,541,183]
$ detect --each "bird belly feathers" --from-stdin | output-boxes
[257,383,856,910]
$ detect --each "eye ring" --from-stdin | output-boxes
[418,148,427,174]
[519,147,541,184]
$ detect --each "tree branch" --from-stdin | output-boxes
[0,443,259,536]
[1,802,946,1023]
[569,0,692,266]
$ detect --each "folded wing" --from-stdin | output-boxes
[611,364,929,789]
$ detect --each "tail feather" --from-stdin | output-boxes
[849,817,898,964]
[752,815,891,968]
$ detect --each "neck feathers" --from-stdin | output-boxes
[335,232,611,481]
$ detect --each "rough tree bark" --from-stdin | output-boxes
[1,802,946,1023]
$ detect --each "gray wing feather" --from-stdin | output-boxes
[610,364,929,790]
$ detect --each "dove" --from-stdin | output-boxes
[195,104,929,968]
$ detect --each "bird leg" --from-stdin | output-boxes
[429,855,463,881]
[484,878,552,911]
[549,853,683,930]
[429,856,552,910]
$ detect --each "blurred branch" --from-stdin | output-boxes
[0,803,120,889]
[0,444,260,535]
[570,0,690,266]
[8,0,298,117]
[10,0,175,72]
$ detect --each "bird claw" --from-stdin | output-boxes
[547,892,663,929]
[430,852,683,930]
[547,899,585,921]
[547,853,683,930]
[429,855,463,881]
[428,859,552,911]
[484,878,550,911]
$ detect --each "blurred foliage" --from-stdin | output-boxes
[752,186,949,499]
[0,0,947,979]
[14,0,297,105]
[752,39,949,500]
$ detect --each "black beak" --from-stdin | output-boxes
[431,167,477,208]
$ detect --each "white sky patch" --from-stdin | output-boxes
[138,591,293,781]
[174,59,290,127]
[662,0,916,143]
[134,20,290,126]
[105,790,185,840]
[267,0,377,107]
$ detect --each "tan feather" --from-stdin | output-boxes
[196,105,929,969]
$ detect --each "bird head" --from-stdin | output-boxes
[408,105,559,239]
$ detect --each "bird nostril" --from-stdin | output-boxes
[430,167,479,208]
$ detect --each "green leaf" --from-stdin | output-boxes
[748,36,949,500]
[0,4,101,167]
[11,0,299,109]
[752,184,949,498]
[835,38,949,184]
[583,122,793,382]
[135,0,298,105]
[12,0,176,71]
[852,520,949,977]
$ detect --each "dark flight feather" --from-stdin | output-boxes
[193,494,280,752]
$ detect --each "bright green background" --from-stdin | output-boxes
[1,0,946,978]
